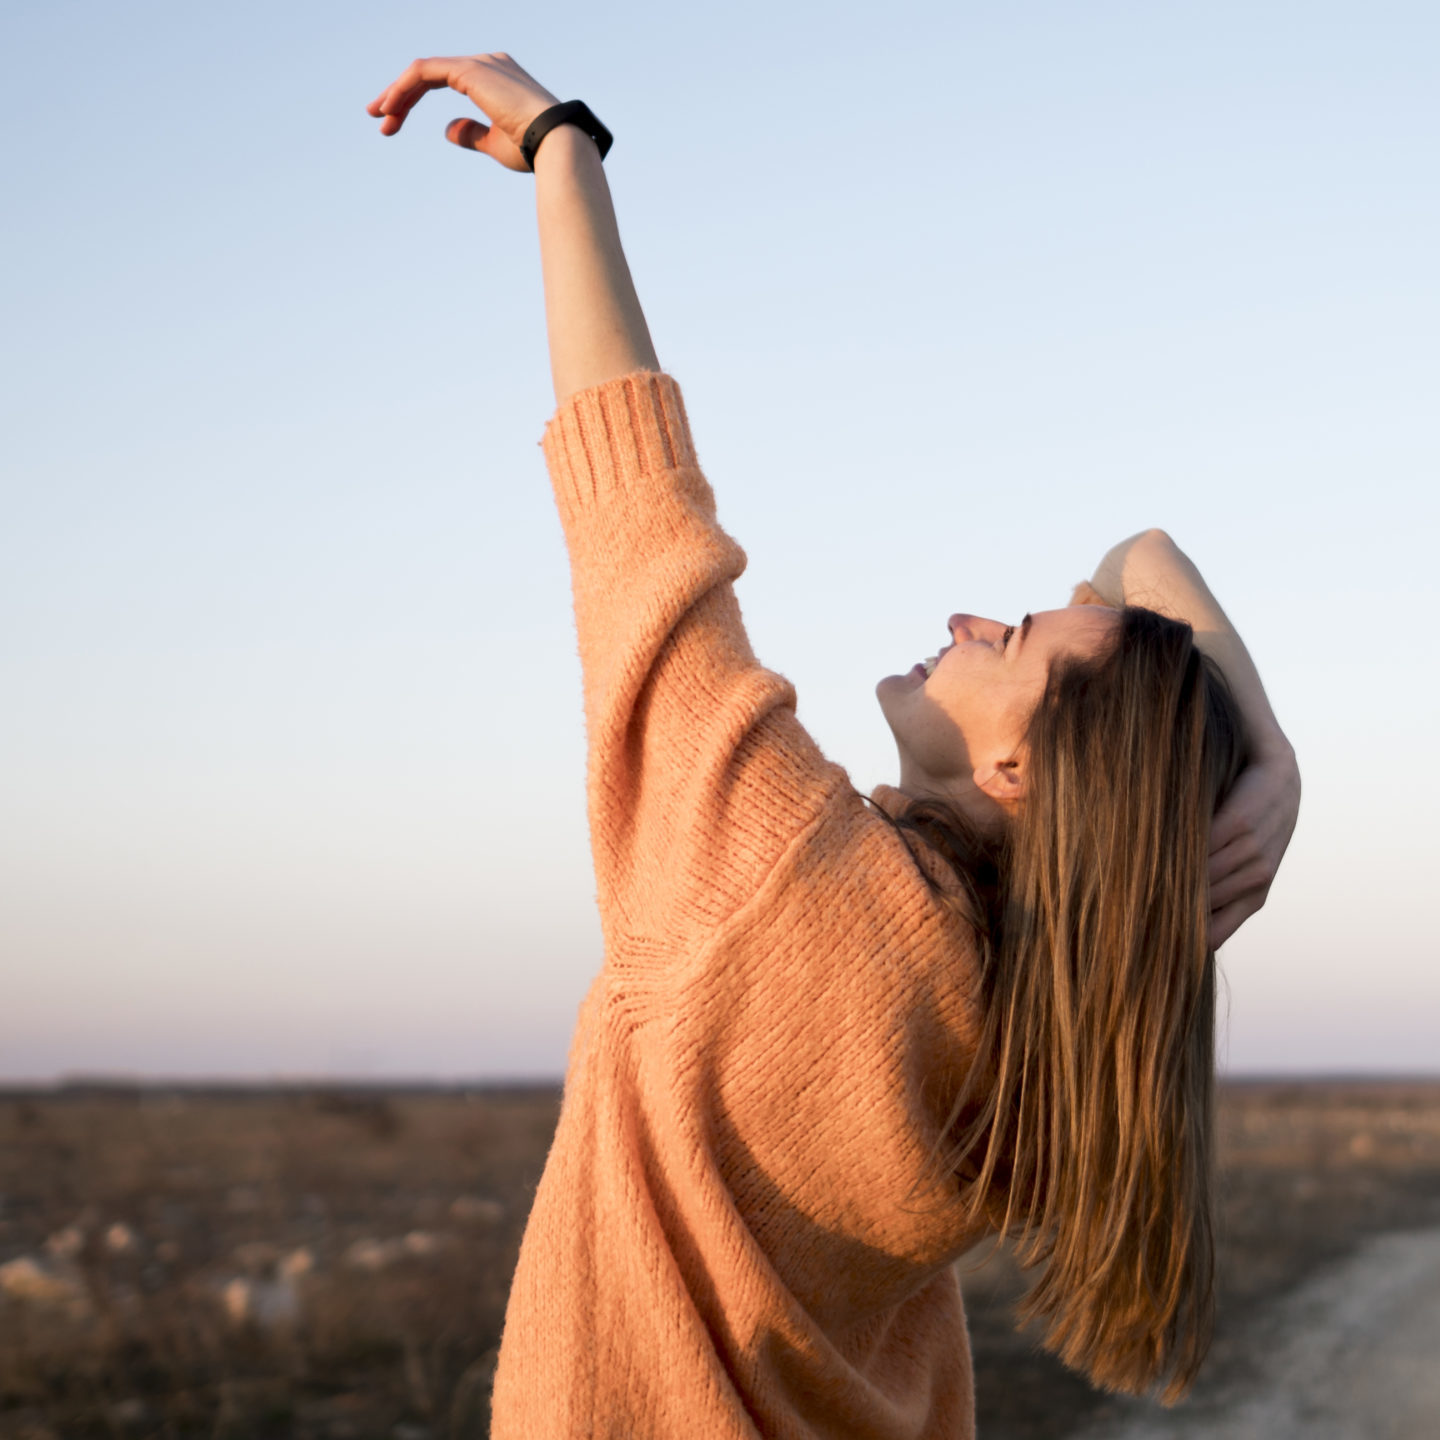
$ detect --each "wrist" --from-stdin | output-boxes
[1233,701,1293,767]
[532,121,603,177]
[527,109,606,174]
[1252,730,1297,767]
[1189,631,1288,762]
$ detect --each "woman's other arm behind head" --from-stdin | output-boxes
[1079,529,1300,947]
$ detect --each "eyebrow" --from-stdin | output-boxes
[1015,613,1033,654]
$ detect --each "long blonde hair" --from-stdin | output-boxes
[888,605,1247,1401]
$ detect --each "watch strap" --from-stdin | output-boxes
[520,100,614,172]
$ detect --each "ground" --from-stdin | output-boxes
[1,1079,1436,1438]
[961,1079,1440,1438]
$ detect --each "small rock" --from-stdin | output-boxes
[221,1276,251,1324]
[0,1256,94,1323]
[105,1221,139,1254]
[280,1246,315,1279]
[0,1255,88,1309]
[342,1231,450,1270]
[343,1236,405,1272]
[220,1273,300,1328]
[44,1225,86,1260]
[449,1195,505,1226]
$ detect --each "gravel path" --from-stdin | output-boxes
[1073,1226,1440,1440]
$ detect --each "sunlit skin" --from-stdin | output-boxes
[878,606,1120,825]
[364,51,1299,947]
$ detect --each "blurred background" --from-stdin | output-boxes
[4,5,1438,1438]
[4,3,1438,1072]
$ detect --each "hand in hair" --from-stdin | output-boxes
[1206,745,1300,947]
[1071,539,1301,948]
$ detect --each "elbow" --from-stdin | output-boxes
[1131,526,1181,565]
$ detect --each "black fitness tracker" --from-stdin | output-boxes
[520,100,614,172]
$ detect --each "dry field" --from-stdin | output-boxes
[962,1079,1440,1437]
[1,1079,1437,1439]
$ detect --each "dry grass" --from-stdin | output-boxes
[0,1086,560,1439]
[1,1080,1438,1439]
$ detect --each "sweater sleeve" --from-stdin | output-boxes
[540,371,847,957]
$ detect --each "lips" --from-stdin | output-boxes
[921,639,956,679]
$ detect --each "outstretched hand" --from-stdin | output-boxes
[1207,747,1301,949]
[367,52,559,171]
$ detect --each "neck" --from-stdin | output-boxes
[895,762,1006,834]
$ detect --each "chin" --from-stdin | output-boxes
[876,668,921,698]
[875,674,908,716]
[874,681,909,750]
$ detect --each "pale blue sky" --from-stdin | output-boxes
[3,1,1436,1080]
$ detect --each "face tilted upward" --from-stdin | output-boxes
[876,606,1120,803]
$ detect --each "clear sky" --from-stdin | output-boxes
[3,0,1436,1081]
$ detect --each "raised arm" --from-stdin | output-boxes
[367,51,848,954]
[1076,530,1300,946]
[532,126,659,403]
[367,52,658,402]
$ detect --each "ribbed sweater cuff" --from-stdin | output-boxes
[540,371,699,520]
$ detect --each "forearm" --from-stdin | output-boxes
[1091,530,1291,759]
[533,126,659,406]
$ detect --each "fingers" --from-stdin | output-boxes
[1208,831,1260,886]
[446,117,492,152]
[1208,827,1261,888]
[1207,802,1248,855]
[365,52,557,168]
[1209,858,1273,912]
[1208,897,1254,950]
[368,55,478,135]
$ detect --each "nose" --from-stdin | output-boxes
[948,613,1006,643]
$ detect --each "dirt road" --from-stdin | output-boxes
[1074,1225,1440,1440]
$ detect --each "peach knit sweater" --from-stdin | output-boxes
[489,372,990,1439]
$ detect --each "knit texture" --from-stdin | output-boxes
[489,372,989,1439]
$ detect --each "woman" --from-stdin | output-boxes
[367,54,1301,1439]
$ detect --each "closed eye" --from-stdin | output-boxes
[1001,625,1015,650]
